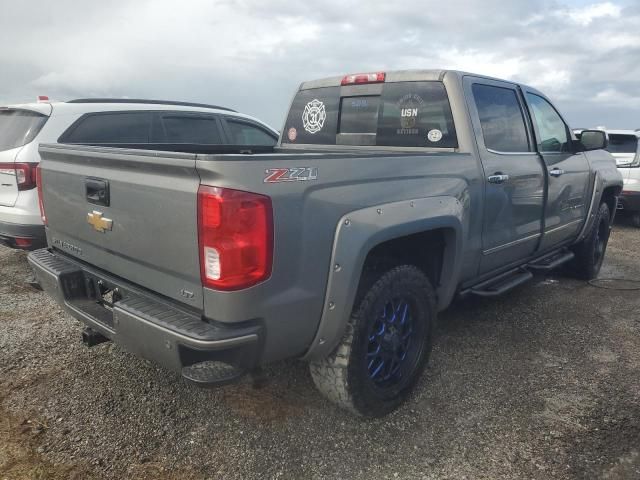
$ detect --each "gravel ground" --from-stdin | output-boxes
[1,221,639,479]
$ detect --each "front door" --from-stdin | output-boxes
[523,90,591,250]
[464,77,546,274]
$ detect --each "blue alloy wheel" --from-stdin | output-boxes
[366,297,419,388]
[310,264,434,416]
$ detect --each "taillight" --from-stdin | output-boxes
[341,72,386,86]
[36,165,47,225]
[14,237,32,248]
[0,163,37,191]
[197,186,273,291]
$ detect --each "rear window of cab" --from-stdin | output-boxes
[282,81,457,148]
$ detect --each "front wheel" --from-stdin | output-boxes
[570,202,611,280]
[310,265,436,417]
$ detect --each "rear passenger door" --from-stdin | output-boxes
[522,90,591,250]
[464,77,546,274]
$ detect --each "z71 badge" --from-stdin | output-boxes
[264,167,318,183]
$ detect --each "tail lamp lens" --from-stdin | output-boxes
[197,186,273,291]
[36,165,47,225]
[14,237,32,248]
[0,163,37,191]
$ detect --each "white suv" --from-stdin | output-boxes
[0,99,278,249]
[603,130,640,226]
[574,129,640,225]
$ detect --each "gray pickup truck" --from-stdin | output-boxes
[29,70,622,417]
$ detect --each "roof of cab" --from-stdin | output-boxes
[300,69,447,90]
[298,69,538,92]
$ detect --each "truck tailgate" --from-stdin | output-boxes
[38,144,203,309]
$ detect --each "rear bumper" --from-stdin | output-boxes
[0,221,46,250]
[27,248,262,375]
[618,191,640,212]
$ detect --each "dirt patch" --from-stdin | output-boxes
[0,281,36,297]
[0,373,90,480]
[222,381,305,422]
[567,390,640,479]
[124,462,202,480]
[0,406,89,480]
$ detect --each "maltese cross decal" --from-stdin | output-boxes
[302,99,326,134]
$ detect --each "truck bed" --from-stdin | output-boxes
[36,142,475,363]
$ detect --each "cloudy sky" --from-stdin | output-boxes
[1,0,639,129]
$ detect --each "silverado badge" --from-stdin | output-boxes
[87,211,113,233]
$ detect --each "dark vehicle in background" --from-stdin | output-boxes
[29,70,621,416]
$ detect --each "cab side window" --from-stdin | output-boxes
[526,94,570,153]
[472,84,530,152]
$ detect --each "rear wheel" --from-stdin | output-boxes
[630,212,640,228]
[570,202,611,280]
[310,265,435,417]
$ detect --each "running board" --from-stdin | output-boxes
[527,250,574,272]
[469,268,533,297]
[464,248,574,298]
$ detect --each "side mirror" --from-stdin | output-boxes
[580,129,608,151]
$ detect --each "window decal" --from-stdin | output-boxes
[302,99,326,134]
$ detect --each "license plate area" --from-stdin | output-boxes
[83,273,124,308]
[66,272,127,329]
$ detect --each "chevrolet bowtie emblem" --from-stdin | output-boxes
[87,211,113,233]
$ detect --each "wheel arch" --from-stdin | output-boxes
[601,184,621,220]
[303,196,465,361]
[576,171,623,243]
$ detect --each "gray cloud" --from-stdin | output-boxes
[1,0,638,129]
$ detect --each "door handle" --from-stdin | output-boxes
[549,168,565,177]
[487,174,509,184]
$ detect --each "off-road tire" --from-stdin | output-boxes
[570,202,611,280]
[310,265,436,417]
